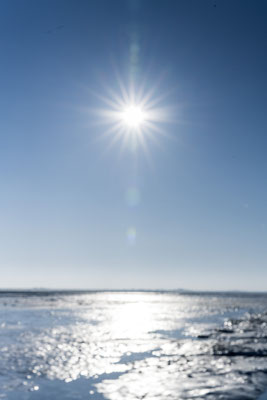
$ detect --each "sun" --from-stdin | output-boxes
[89,73,173,157]
[121,105,146,129]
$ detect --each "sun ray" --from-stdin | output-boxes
[88,71,174,158]
[95,120,123,142]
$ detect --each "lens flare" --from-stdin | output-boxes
[125,187,141,207]
[126,227,136,246]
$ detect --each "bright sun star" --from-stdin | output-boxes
[91,73,173,157]
[121,105,146,129]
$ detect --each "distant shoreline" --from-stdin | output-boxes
[0,289,266,297]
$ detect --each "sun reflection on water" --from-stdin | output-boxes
[108,294,156,339]
[2,292,267,399]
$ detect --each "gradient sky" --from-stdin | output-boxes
[0,0,267,290]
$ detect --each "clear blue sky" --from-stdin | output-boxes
[0,0,266,290]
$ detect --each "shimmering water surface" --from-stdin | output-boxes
[1,291,267,399]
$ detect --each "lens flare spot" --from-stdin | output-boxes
[126,227,136,245]
[125,187,141,207]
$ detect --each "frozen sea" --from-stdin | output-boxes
[1,290,267,400]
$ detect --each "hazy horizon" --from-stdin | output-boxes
[1,286,267,294]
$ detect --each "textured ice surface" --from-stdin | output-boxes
[1,291,267,399]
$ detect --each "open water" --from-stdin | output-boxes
[1,291,267,399]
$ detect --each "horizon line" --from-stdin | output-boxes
[0,288,266,294]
